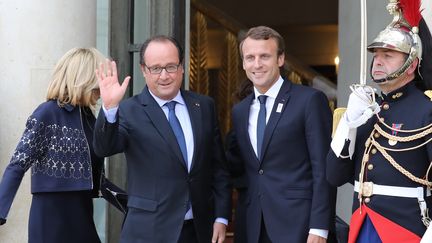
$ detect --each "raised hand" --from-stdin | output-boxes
[345,85,380,128]
[95,60,131,109]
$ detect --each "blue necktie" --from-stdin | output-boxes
[257,95,267,159]
[165,101,191,213]
[166,101,188,168]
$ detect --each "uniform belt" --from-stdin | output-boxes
[354,180,431,225]
[354,181,431,198]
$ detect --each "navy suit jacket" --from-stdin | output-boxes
[230,79,335,243]
[93,87,231,243]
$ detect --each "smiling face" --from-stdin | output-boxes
[241,37,285,94]
[141,40,184,100]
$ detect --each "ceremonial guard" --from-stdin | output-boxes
[327,0,432,242]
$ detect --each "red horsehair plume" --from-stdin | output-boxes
[399,0,423,27]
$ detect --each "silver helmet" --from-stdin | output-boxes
[367,0,422,83]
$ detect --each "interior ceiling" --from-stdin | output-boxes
[204,0,338,27]
[200,0,339,77]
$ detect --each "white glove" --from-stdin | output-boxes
[330,86,380,159]
[345,86,380,128]
[331,114,357,158]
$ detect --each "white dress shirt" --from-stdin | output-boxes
[248,77,283,157]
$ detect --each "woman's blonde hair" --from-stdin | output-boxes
[46,47,105,109]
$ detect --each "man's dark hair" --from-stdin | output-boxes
[139,35,184,65]
[239,26,285,59]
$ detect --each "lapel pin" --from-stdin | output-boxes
[276,103,283,113]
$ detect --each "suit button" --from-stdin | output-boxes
[383,103,389,110]
[374,133,380,138]
[258,169,264,175]
[367,164,374,170]
[371,148,377,154]
[364,197,371,203]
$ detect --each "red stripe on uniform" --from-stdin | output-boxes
[348,205,367,243]
[348,205,421,243]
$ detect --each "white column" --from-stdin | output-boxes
[336,0,389,224]
[0,0,96,241]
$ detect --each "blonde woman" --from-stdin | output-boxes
[0,48,105,243]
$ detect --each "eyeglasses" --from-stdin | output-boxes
[144,63,181,74]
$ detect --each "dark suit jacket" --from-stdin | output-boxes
[225,130,248,243]
[93,87,231,243]
[230,79,335,243]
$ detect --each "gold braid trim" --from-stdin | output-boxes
[376,114,432,133]
[374,123,432,142]
[357,116,432,210]
[357,116,432,222]
[373,137,432,152]
[371,137,432,187]
[357,126,432,208]
[358,131,375,207]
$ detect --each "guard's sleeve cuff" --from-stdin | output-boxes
[331,114,357,159]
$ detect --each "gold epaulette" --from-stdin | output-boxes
[424,90,432,101]
[332,107,347,137]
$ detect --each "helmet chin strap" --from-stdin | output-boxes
[371,76,397,84]
[370,60,400,84]
[370,53,415,84]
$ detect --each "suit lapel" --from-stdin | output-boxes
[260,80,292,164]
[238,94,261,164]
[182,91,202,171]
[139,88,187,170]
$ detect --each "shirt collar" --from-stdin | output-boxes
[148,89,185,107]
[253,76,284,100]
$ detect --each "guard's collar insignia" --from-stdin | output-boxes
[391,92,403,100]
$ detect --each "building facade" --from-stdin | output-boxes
[1,0,430,242]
